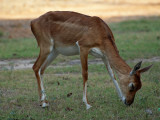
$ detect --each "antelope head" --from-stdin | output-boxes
[119,61,152,106]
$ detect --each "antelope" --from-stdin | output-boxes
[30,11,152,109]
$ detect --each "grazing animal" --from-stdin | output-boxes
[30,11,152,109]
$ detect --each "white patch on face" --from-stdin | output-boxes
[90,48,104,58]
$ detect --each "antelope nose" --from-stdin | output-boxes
[124,99,134,106]
[124,99,130,106]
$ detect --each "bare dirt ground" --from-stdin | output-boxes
[0,0,160,39]
[1,0,160,19]
[0,56,160,71]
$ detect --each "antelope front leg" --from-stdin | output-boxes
[102,57,125,102]
[80,47,92,110]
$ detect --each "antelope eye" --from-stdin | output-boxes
[129,83,135,92]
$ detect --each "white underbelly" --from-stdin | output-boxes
[55,41,103,57]
[56,44,80,56]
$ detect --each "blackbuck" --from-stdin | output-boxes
[31,11,152,109]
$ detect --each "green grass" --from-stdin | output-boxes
[0,31,3,37]
[0,62,160,120]
[0,38,38,59]
[110,17,160,60]
[0,17,160,61]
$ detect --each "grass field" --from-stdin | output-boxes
[0,62,160,120]
[0,18,160,119]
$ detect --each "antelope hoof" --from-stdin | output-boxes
[86,104,92,110]
[41,101,49,108]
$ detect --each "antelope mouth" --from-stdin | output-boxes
[123,99,134,106]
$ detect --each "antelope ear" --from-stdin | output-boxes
[130,61,142,76]
[138,64,153,74]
